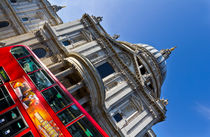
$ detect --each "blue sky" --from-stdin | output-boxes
[49,0,210,136]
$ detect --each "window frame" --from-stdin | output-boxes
[17,56,41,73]
[60,31,88,48]
[21,131,34,137]
[67,116,103,137]
[96,61,115,79]
[0,107,28,137]
[10,0,17,3]
[41,86,72,112]
[57,104,83,125]
[21,17,29,22]
[10,46,55,92]
[28,69,54,91]
[0,67,10,83]
[0,20,10,30]
[0,85,15,111]
[32,48,47,59]
[111,99,139,124]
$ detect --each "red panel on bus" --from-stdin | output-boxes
[0,45,108,137]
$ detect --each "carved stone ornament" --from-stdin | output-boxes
[118,52,131,66]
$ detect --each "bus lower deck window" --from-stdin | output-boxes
[57,104,82,125]
[67,117,103,137]
[42,86,72,112]
[0,86,14,111]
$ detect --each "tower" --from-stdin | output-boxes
[0,0,174,136]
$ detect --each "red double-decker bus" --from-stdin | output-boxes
[0,45,108,137]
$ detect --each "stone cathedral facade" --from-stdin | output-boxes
[0,0,174,136]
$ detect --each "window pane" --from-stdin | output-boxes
[121,103,137,119]
[62,40,71,46]
[0,119,26,137]
[10,0,17,3]
[140,66,146,75]
[113,113,123,122]
[67,117,102,137]
[0,86,14,111]
[0,78,3,85]
[0,108,27,137]
[0,108,20,127]
[18,57,40,73]
[32,48,47,58]
[21,132,34,137]
[22,17,29,21]
[57,104,82,125]
[28,70,53,91]
[0,67,10,82]
[96,62,115,79]
[42,86,72,112]
[11,47,30,59]
[0,21,9,28]
[73,35,84,43]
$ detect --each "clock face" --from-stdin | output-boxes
[119,53,131,66]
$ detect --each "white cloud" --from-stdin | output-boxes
[196,103,210,120]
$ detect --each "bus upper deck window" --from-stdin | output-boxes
[18,56,40,73]
[28,70,54,91]
[11,47,30,59]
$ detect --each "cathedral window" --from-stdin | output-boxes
[10,0,17,3]
[140,66,146,75]
[32,48,47,58]
[147,82,153,90]
[121,102,137,119]
[144,133,150,137]
[72,34,85,43]
[113,113,123,122]
[62,32,87,47]
[137,58,142,66]
[22,17,29,21]
[62,40,71,46]
[106,81,118,90]
[0,21,9,29]
[96,62,115,79]
[137,58,147,75]
[112,100,139,124]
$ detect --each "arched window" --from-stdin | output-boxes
[10,0,17,3]
[32,48,47,58]
[0,21,9,29]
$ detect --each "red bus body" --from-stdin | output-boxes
[0,45,108,137]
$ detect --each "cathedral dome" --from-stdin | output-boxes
[137,44,167,82]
